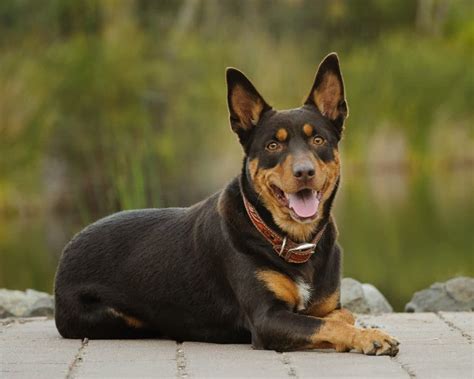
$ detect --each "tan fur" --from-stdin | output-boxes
[310,309,355,351]
[256,270,300,308]
[306,290,340,317]
[318,149,341,208]
[251,149,340,242]
[108,308,144,328]
[313,73,342,120]
[324,309,356,325]
[252,155,318,242]
[311,319,399,355]
[276,128,288,142]
[248,158,259,180]
[303,124,313,137]
[231,85,264,129]
[311,319,356,346]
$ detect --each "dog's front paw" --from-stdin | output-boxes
[353,328,400,356]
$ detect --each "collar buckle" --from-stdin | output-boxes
[279,238,316,256]
[278,237,288,256]
[287,242,317,253]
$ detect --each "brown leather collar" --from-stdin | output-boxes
[241,192,327,264]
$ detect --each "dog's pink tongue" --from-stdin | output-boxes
[288,191,319,218]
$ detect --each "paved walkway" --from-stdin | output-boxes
[1,313,472,378]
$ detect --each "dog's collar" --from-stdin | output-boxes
[241,192,326,264]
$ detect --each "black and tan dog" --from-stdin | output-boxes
[55,53,399,356]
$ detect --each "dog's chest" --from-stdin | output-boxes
[295,278,312,311]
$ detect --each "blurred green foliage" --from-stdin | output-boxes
[1,0,472,217]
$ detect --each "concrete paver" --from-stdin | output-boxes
[75,340,177,378]
[287,350,410,379]
[438,311,473,339]
[359,312,474,379]
[183,342,289,378]
[0,313,472,378]
[0,318,81,378]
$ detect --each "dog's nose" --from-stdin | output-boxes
[293,162,315,179]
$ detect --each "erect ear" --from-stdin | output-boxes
[304,53,348,134]
[226,68,271,141]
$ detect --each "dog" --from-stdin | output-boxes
[54,53,399,356]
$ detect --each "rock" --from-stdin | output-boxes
[0,289,54,318]
[341,278,369,313]
[446,277,474,303]
[362,283,394,314]
[27,296,55,317]
[405,277,474,312]
[341,278,393,314]
[0,305,14,318]
[0,289,30,317]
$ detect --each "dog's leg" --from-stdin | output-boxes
[252,309,399,355]
[252,270,397,354]
[310,317,399,355]
[312,308,356,351]
[323,308,355,325]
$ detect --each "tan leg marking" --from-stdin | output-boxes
[311,320,400,356]
[108,308,145,328]
[310,307,355,352]
[324,308,355,325]
[256,270,300,308]
[305,290,339,317]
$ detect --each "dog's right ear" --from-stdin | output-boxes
[226,68,271,143]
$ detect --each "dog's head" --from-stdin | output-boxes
[226,53,348,242]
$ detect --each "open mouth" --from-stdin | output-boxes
[271,185,322,222]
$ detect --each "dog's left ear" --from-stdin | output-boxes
[304,53,348,135]
[226,68,272,144]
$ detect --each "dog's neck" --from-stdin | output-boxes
[240,159,338,243]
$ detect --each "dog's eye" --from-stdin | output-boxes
[266,141,280,151]
[312,136,325,145]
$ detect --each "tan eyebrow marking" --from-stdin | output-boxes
[303,124,313,137]
[276,128,288,142]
